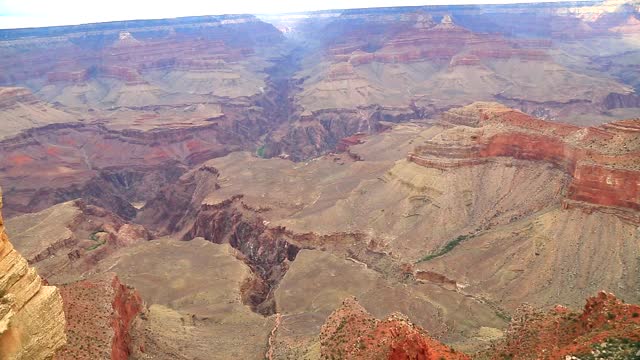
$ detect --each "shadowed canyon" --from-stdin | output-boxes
[0,0,639,359]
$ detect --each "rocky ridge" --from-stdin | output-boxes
[315,293,640,360]
[478,291,640,359]
[291,8,636,123]
[6,199,151,283]
[319,297,470,360]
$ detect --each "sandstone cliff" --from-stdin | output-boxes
[0,187,67,359]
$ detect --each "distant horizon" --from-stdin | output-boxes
[0,0,599,30]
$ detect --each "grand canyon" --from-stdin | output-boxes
[0,0,639,359]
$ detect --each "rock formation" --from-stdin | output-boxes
[409,102,640,220]
[0,119,265,218]
[315,293,640,360]
[0,187,66,359]
[319,297,470,359]
[6,200,151,283]
[0,87,79,141]
[478,292,640,359]
[54,273,143,360]
[0,14,290,216]
[345,14,548,65]
[292,5,635,124]
[95,238,275,360]
[0,2,639,359]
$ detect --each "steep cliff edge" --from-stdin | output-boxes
[0,187,67,359]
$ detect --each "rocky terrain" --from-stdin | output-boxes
[0,187,66,359]
[309,292,640,360]
[478,291,640,359]
[0,0,639,359]
[55,273,143,360]
[6,199,151,283]
[318,297,469,360]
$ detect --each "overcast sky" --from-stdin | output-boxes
[0,0,587,29]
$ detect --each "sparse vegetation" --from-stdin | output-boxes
[416,234,471,263]
[87,230,107,251]
[89,229,104,241]
[336,318,347,332]
[575,338,640,360]
[495,310,512,322]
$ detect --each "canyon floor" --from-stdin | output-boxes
[0,1,640,359]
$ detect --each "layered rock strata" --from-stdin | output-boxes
[409,102,640,220]
[6,200,151,283]
[0,187,66,359]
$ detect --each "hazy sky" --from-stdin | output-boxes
[0,0,582,29]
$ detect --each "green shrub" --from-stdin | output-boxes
[416,235,470,263]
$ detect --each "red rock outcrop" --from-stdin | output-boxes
[336,133,367,152]
[480,292,640,359]
[408,102,640,219]
[318,293,640,360]
[319,297,470,360]
[55,273,144,360]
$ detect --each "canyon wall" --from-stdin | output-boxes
[0,187,66,359]
[409,102,640,220]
